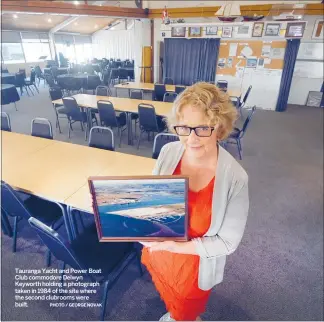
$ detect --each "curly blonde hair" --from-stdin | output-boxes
[167,82,238,141]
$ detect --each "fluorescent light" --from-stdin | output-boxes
[13,14,18,19]
[94,24,98,28]
[48,18,52,22]
[74,22,78,26]
[74,1,79,5]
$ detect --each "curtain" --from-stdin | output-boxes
[164,38,220,86]
[276,39,301,112]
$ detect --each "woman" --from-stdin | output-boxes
[141,82,249,321]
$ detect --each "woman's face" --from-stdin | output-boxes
[177,105,218,159]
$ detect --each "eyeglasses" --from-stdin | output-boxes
[173,126,214,137]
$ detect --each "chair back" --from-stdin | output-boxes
[164,77,174,85]
[175,86,185,94]
[1,112,11,132]
[230,96,240,109]
[138,103,159,132]
[1,181,31,220]
[2,68,9,73]
[28,217,84,270]
[15,73,26,87]
[163,92,178,103]
[130,89,144,100]
[87,75,101,90]
[119,68,128,80]
[45,74,56,87]
[216,80,228,91]
[89,126,115,151]
[154,84,166,101]
[241,85,252,107]
[19,69,26,79]
[152,133,179,159]
[30,70,36,83]
[97,100,118,128]
[34,66,43,77]
[49,87,63,101]
[62,97,83,121]
[241,106,256,138]
[51,66,59,79]
[96,86,110,96]
[31,118,53,140]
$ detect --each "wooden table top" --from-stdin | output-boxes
[1,131,155,210]
[52,94,174,116]
[114,82,241,97]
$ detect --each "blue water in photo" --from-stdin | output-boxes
[94,180,187,238]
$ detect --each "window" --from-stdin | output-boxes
[22,42,51,62]
[1,43,25,64]
[75,43,93,64]
[21,33,52,63]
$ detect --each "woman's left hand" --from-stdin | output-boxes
[140,241,198,255]
[140,241,178,252]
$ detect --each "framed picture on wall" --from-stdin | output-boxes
[222,26,233,38]
[285,22,306,38]
[206,26,218,35]
[252,22,264,37]
[171,27,186,37]
[189,27,202,37]
[312,19,324,39]
[264,23,281,36]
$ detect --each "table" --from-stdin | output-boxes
[44,67,69,75]
[56,74,88,89]
[114,82,241,98]
[1,84,20,107]
[1,73,16,85]
[52,94,173,145]
[1,131,155,238]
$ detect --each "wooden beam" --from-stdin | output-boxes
[2,0,147,18]
[148,3,324,18]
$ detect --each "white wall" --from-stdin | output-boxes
[92,19,151,82]
[154,15,323,109]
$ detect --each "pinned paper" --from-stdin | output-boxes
[280,29,286,36]
[229,43,238,57]
[264,58,271,64]
[227,58,233,68]
[241,46,253,58]
[261,45,271,57]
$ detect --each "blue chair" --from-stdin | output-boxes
[1,112,11,132]
[153,84,166,101]
[239,85,252,109]
[226,106,256,160]
[28,216,143,321]
[163,92,178,103]
[1,181,65,266]
[152,133,179,159]
[31,118,53,140]
[89,126,115,151]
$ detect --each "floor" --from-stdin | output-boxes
[1,83,323,321]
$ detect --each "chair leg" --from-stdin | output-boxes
[78,210,85,231]
[46,249,52,267]
[14,102,18,111]
[84,123,88,141]
[119,127,122,147]
[236,139,242,160]
[12,216,18,253]
[68,121,71,138]
[100,280,110,321]
[34,84,39,93]
[135,248,144,277]
[137,131,143,150]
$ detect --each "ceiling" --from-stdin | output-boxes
[1,13,68,32]
[1,12,120,34]
[60,16,117,33]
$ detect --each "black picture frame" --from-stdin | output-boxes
[171,26,186,37]
[265,23,281,36]
[285,22,306,38]
[89,175,189,242]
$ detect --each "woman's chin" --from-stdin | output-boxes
[187,145,205,157]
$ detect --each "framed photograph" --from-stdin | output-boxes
[222,26,233,38]
[312,19,324,39]
[265,23,281,36]
[285,22,306,38]
[89,176,189,242]
[206,26,218,35]
[246,58,258,68]
[171,26,186,37]
[189,27,202,37]
[252,22,264,37]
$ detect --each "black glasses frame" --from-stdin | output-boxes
[173,126,215,137]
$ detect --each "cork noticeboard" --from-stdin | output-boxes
[218,40,286,76]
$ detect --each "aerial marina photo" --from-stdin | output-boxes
[89,177,188,241]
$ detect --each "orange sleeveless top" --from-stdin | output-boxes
[141,159,215,321]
